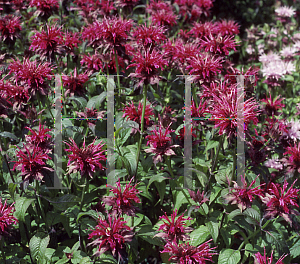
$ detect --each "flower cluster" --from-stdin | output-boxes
[0,199,18,237]
[0,14,22,45]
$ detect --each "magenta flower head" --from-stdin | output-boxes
[127,47,168,87]
[188,189,209,209]
[215,19,240,36]
[261,180,300,226]
[225,175,263,212]
[161,239,217,264]
[88,215,134,261]
[29,0,59,20]
[0,199,18,238]
[25,122,53,154]
[75,108,106,130]
[61,68,89,97]
[155,209,193,243]
[29,23,63,62]
[254,246,288,264]
[12,143,53,183]
[282,141,300,175]
[0,15,22,46]
[145,123,179,165]
[199,33,238,56]
[186,53,223,85]
[188,21,218,40]
[59,31,82,56]
[132,23,167,50]
[122,100,154,133]
[64,137,106,178]
[261,93,285,117]
[151,9,178,27]
[103,177,141,216]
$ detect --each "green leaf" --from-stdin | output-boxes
[290,237,300,258]
[122,145,138,176]
[117,127,131,146]
[204,141,219,154]
[205,217,219,243]
[218,249,241,264]
[68,96,87,109]
[86,92,107,109]
[8,183,17,200]
[154,180,166,205]
[283,75,294,82]
[174,190,189,211]
[146,173,168,192]
[244,207,261,225]
[0,131,18,141]
[189,225,210,246]
[15,197,35,222]
[209,186,222,205]
[77,210,103,223]
[29,232,50,263]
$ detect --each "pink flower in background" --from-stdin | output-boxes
[188,21,218,39]
[254,247,287,264]
[280,46,296,61]
[282,119,300,142]
[145,123,179,165]
[13,143,53,183]
[275,6,296,18]
[60,31,82,55]
[216,19,240,36]
[88,215,134,260]
[225,175,263,211]
[0,15,22,44]
[161,239,217,264]
[103,177,141,216]
[64,137,106,178]
[0,199,18,237]
[132,23,167,49]
[115,0,139,8]
[155,209,193,242]
[29,0,59,19]
[147,0,173,14]
[76,108,106,129]
[264,158,283,171]
[61,68,89,97]
[188,189,209,208]
[80,52,104,72]
[150,9,178,27]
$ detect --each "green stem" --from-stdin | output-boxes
[79,177,88,212]
[35,180,48,231]
[134,84,148,179]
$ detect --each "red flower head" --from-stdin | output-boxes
[25,122,53,154]
[64,137,106,178]
[254,247,287,264]
[282,142,300,174]
[215,19,240,36]
[176,126,199,146]
[127,47,168,87]
[151,9,178,27]
[161,240,217,264]
[115,0,139,9]
[155,209,193,242]
[122,100,154,133]
[82,16,132,52]
[88,215,134,261]
[132,23,167,49]
[145,123,179,165]
[29,0,59,19]
[147,0,173,14]
[103,177,141,216]
[12,143,53,183]
[186,53,223,85]
[8,58,54,96]
[261,93,285,117]
[247,131,268,167]
[261,180,300,226]
[61,68,89,97]
[188,21,218,40]
[99,0,116,16]
[80,52,104,73]
[11,0,28,11]
[60,31,82,56]
[225,175,263,211]
[188,189,209,208]
[199,33,238,56]
[207,86,260,143]
[190,99,208,126]
[29,23,63,61]
[0,199,18,237]
[75,107,106,130]
[0,15,22,45]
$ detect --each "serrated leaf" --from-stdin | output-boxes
[154,180,166,205]
[204,141,219,154]
[147,173,168,192]
[68,96,87,108]
[189,225,210,246]
[15,197,35,222]
[29,232,50,262]
[218,249,241,264]
[8,183,17,200]
[174,190,189,211]
[77,210,103,223]
[244,207,261,225]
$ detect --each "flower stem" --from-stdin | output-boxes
[134,84,148,180]
[35,180,48,231]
